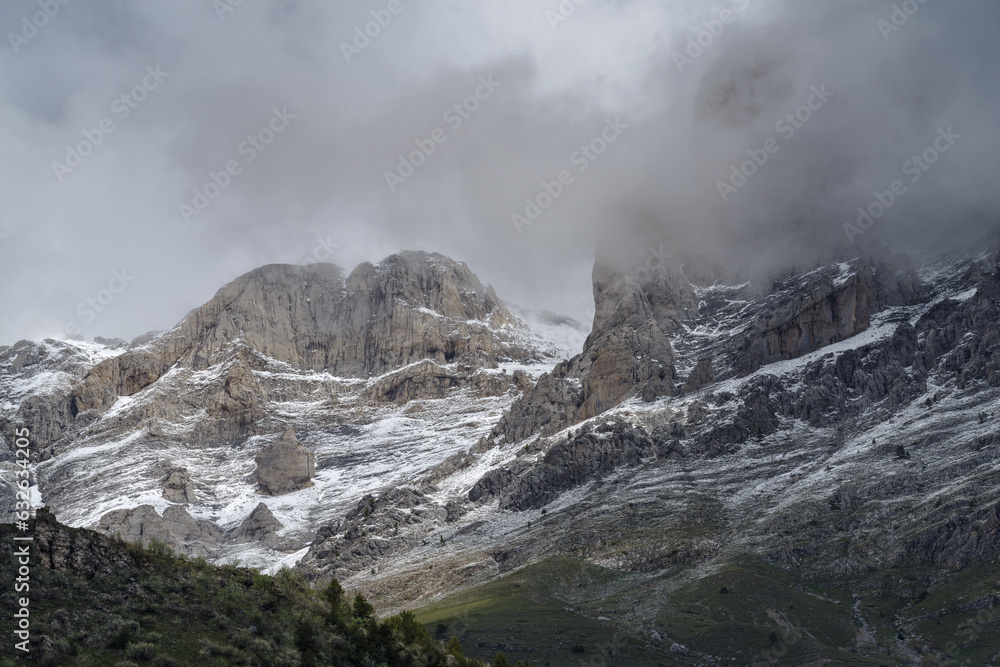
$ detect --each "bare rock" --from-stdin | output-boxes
[31,508,135,576]
[70,253,531,415]
[256,428,315,495]
[363,360,461,404]
[97,504,221,557]
[205,353,267,432]
[682,357,716,394]
[231,502,283,544]
[160,465,197,504]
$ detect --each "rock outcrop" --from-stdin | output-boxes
[97,504,222,557]
[230,502,283,544]
[729,253,921,376]
[255,428,315,495]
[492,261,679,443]
[301,487,440,581]
[470,419,677,510]
[157,462,197,504]
[0,339,100,453]
[26,508,137,577]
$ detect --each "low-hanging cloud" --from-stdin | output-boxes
[1,0,998,344]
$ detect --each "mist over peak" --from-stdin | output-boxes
[2,0,998,345]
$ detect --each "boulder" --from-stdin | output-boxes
[160,464,197,504]
[231,502,283,544]
[256,428,315,495]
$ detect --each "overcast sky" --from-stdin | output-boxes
[2,0,999,345]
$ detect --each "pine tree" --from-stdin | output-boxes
[353,592,375,620]
[445,635,466,660]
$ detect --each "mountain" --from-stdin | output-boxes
[0,251,587,567]
[3,242,1000,665]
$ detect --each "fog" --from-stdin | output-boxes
[2,0,998,344]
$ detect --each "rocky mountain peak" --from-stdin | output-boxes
[69,252,527,416]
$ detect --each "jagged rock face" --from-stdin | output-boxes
[255,428,315,495]
[97,504,222,557]
[363,360,462,404]
[589,258,699,341]
[10,237,1000,634]
[579,320,677,411]
[735,270,872,375]
[300,487,441,581]
[2,253,581,577]
[444,240,1000,590]
[494,245,931,445]
[204,354,267,429]
[682,357,715,394]
[470,419,678,510]
[362,360,525,404]
[493,263,679,443]
[25,509,136,577]
[71,252,524,414]
[231,502,283,544]
[0,340,100,452]
[729,253,922,376]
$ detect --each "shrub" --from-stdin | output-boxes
[146,539,174,557]
[125,642,157,661]
[198,639,237,659]
[106,620,140,650]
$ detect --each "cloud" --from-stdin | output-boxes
[1,0,998,344]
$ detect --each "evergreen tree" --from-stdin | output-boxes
[445,635,466,660]
[353,592,376,620]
